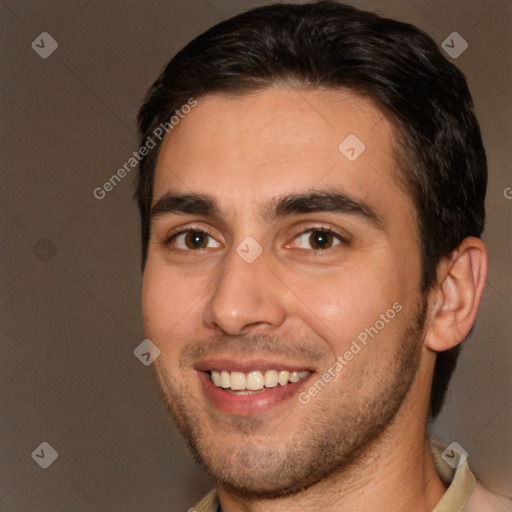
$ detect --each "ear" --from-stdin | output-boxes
[424,237,488,352]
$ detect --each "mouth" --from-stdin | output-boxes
[195,361,314,415]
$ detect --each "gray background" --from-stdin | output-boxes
[1,0,510,510]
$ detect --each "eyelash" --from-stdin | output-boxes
[163,224,348,253]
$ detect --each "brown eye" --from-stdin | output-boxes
[308,231,334,250]
[184,231,208,249]
[293,229,343,251]
[171,230,221,250]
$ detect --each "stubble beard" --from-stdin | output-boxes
[152,301,427,500]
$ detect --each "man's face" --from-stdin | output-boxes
[142,88,427,497]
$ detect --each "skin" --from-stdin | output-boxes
[141,87,487,511]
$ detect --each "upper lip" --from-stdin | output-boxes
[194,357,315,374]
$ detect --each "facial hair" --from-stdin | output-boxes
[152,300,427,500]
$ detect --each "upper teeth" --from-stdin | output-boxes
[210,370,309,391]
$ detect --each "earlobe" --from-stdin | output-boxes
[425,237,488,352]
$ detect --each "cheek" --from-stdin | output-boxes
[282,259,411,364]
[286,265,393,331]
[141,263,205,344]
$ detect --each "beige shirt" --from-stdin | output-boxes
[191,441,479,512]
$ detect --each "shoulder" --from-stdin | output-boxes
[465,481,512,512]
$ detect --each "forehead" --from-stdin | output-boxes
[152,87,409,220]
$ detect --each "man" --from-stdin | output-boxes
[135,2,506,510]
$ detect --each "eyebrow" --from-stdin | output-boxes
[151,193,220,219]
[266,189,384,229]
[151,189,384,230]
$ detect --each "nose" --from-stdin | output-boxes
[203,245,287,336]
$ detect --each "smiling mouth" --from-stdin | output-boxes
[209,369,311,394]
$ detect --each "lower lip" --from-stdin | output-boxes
[197,371,313,416]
